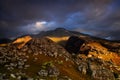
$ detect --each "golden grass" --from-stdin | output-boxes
[12,36,32,49]
[47,36,69,43]
[87,42,120,66]
[0,44,8,46]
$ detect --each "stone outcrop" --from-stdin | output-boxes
[65,36,85,54]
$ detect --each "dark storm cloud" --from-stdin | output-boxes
[0,0,120,40]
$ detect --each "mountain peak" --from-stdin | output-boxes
[55,28,67,31]
[33,27,83,37]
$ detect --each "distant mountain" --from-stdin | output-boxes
[33,28,120,42]
[33,28,88,37]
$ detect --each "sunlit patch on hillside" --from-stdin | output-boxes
[47,36,69,43]
[13,36,32,49]
[0,44,8,46]
[86,42,120,65]
[47,36,70,47]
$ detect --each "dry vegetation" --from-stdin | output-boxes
[47,36,69,43]
[86,42,120,66]
[13,36,32,49]
[0,44,8,47]
[47,36,69,47]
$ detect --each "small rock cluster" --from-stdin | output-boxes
[0,45,30,71]
[38,65,60,77]
[0,72,31,80]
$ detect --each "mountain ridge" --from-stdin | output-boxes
[33,27,120,41]
[0,28,120,53]
[32,28,120,52]
[0,28,120,44]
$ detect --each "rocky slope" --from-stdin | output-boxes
[0,34,120,80]
[0,36,91,80]
[66,36,120,80]
[66,36,120,65]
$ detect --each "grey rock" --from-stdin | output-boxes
[38,69,48,77]
[78,62,88,74]
[48,67,60,77]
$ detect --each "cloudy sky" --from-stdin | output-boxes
[0,0,120,40]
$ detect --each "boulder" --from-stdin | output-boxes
[65,36,85,54]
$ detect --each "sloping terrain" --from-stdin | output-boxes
[0,36,91,80]
[0,35,120,80]
[85,42,120,65]
[0,28,120,80]
[65,36,120,80]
